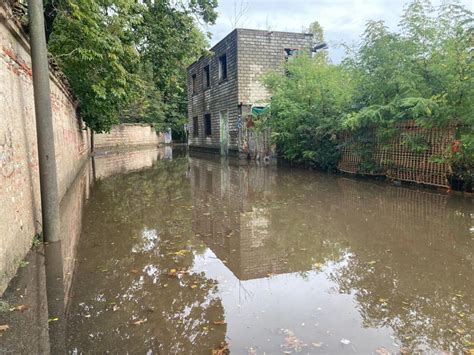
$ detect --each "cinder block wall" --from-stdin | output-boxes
[237,29,314,104]
[187,29,313,156]
[94,124,164,151]
[187,30,239,151]
[0,4,91,294]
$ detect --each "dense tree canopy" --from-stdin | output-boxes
[43,0,218,133]
[264,0,473,179]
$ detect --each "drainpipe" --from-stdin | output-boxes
[28,0,61,242]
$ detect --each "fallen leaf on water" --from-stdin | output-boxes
[367,260,377,265]
[282,329,306,352]
[174,250,189,256]
[340,338,351,345]
[48,317,59,322]
[212,341,230,355]
[0,325,9,332]
[130,269,140,274]
[10,304,29,312]
[213,320,226,325]
[129,319,147,325]
[190,284,198,289]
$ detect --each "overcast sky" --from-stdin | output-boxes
[205,0,473,63]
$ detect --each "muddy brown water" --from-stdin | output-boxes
[1,147,473,354]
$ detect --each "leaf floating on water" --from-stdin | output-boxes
[174,249,189,257]
[130,269,140,274]
[213,320,226,325]
[48,317,59,322]
[190,284,198,289]
[281,329,307,352]
[10,304,29,312]
[340,338,351,345]
[367,260,377,265]
[212,341,230,355]
[129,319,147,325]
[0,325,9,332]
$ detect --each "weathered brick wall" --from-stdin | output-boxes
[187,29,313,157]
[93,147,165,180]
[0,4,91,294]
[94,124,165,151]
[188,30,239,151]
[237,29,313,105]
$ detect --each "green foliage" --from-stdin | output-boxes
[450,133,474,183]
[44,0,217,133]
[264,1,473,181]
[264,54,354,171]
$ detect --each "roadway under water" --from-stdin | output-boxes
[1,147,472,354]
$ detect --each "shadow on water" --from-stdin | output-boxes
[1,146,472,354]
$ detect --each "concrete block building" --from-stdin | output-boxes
[187,28,314,158]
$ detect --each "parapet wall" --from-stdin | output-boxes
[94,124,165,151]
[0,3,90,294]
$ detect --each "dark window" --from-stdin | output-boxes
[192,116,199,137]
[204,113,212,136]
[284,48,299,61]
[192,74,197,95]
[218,54,227,81]
[203,65,210,89]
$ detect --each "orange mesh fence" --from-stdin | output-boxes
[338,121,456,188]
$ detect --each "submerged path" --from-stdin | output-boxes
[1,147,472,354]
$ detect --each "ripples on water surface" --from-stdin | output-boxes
[15,148,474,354]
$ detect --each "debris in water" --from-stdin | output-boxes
[340,338,351,345]
[129,319,147,325]
[9,304,29,312]
[281,329,307,352]
[212,341,230,355]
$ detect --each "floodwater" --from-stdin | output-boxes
[2,147,473,354]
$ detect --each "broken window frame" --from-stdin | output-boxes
[203,65,210,89]
[218,54,227,81]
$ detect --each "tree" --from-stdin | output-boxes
[44,0,218,133]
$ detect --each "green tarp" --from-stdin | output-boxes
[251,106,269,116]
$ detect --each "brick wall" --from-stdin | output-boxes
[93,147,165,180]
[187,29,313,157]
[237,29,313,104]
[0,4,91,294]
[94,124,165,151]
[188,30,239,152]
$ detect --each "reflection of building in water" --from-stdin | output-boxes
[190,154,472,281]
[190,154,297,280]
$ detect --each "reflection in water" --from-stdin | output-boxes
[63,150,473,354]
[1,147,471,353]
